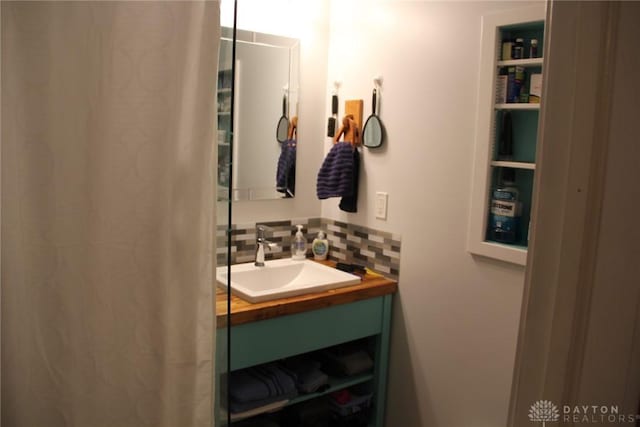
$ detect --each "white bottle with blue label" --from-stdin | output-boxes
[292,225,307,260]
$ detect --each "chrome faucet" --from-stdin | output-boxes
[255,225,277,267]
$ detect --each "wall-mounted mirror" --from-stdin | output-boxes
[217,27,300,202]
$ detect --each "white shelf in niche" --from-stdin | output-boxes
[490,160,536,170]
[495,103,540,110]
[497,57,544,67]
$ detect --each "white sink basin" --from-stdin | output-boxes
[216,258,361,303]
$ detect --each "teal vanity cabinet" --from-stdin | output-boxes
[216,272,397,426]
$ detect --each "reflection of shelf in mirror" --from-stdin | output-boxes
[495,103,540,110]
[218,88,232,94]
[490,160,536,170]
[497,57,543,67]
[218,111,231,116]
[218,142,230,147]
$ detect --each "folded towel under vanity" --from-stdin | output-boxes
[282,356,329,394]
[227,363,298,414]
[320,343,373,377]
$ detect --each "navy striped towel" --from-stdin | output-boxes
[276,139,296,197]
[316,142,357,200]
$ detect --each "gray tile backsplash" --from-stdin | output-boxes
[217,218,401,280]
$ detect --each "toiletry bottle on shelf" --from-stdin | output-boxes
[529,39,538,58]
[502,39,513,60]
[513,38,524,59]
[498,111,513,161]
[507,66,525,103]
[312,231,329,261]
[495,68,508,104]
[292,225,307,260]
[488,168,522,244]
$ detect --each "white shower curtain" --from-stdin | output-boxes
[1,2,220,426]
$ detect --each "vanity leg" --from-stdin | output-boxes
[373,294,393,427]
[214,329,228,426]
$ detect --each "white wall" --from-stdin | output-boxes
[322,1,542,425]
[217,0,330,224]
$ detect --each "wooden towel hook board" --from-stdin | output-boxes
[288,115,298,140]
[333,115,361,146]
[333,99,363,146]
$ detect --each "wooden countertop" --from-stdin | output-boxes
[216,260,397,328]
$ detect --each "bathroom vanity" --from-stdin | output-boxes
[215,262,397,426]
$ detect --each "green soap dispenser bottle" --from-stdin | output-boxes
[312,231,329,261]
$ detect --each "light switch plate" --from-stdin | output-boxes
[375,192,388,220]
